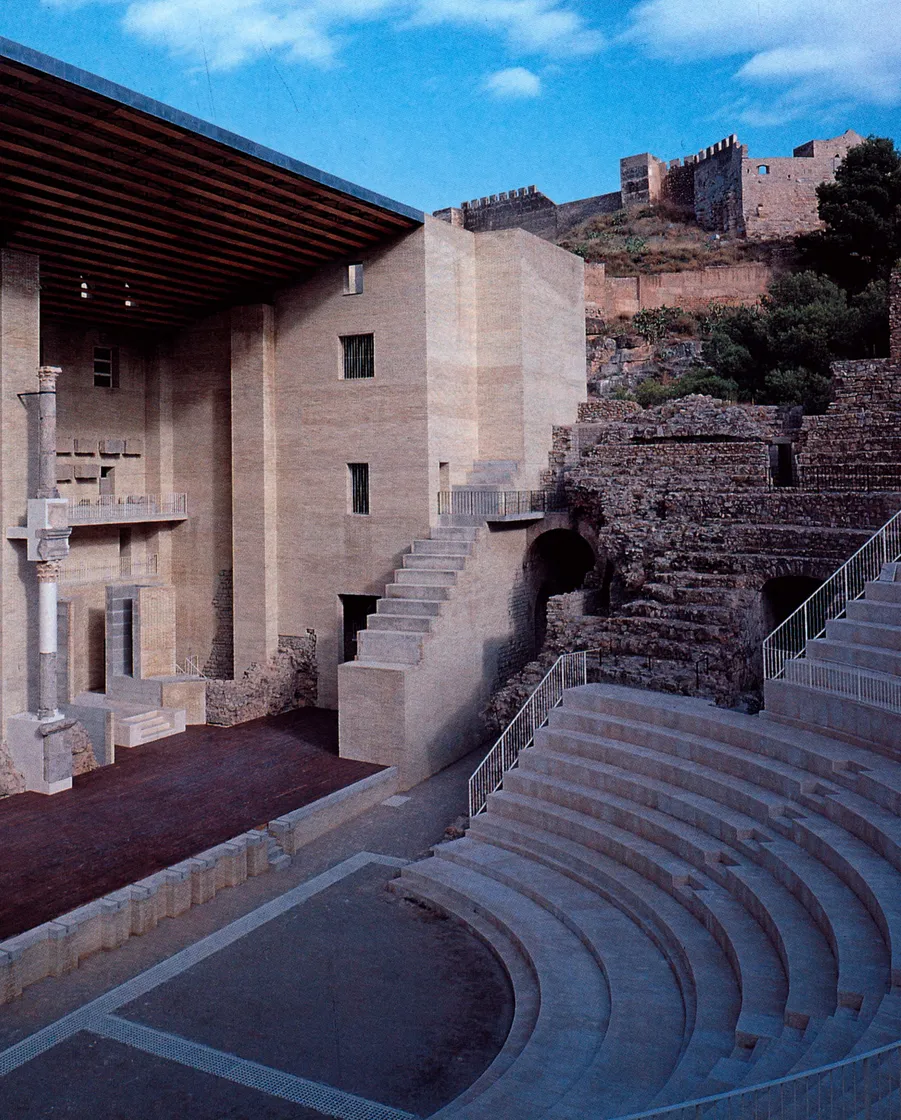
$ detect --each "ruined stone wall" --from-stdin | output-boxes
[457,188,559,240]
[437,187,622,242]
[694,142,746,233]
[891,269,901,362]
[205,633,316,727]
[741,156,834,240]
[595,263,774,319]
[620,153,668,208]
[797,358,901,471]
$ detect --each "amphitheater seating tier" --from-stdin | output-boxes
[394,674,901,1118]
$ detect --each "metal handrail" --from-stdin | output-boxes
[611,1034,901,1118]
[763,508,901,681]
[67,493,188,523]
[438,489,566,518]
[468,650,598,818]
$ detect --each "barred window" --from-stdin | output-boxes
[345,263,364,295]
[341,333,374,379]
[93,345,119,388]
[348,462,370,515]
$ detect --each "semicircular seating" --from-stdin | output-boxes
[393,681,901,1119]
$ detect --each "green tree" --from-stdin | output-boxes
[699,272,883,413]
[797,136,901,294]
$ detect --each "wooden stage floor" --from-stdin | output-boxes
[0,708,384,941]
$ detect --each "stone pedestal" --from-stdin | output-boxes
[6,713,72,795]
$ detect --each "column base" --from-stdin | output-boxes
[6,712,73,795]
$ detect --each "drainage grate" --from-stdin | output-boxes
[90,1015,417,1120]
[0,852,408,1082]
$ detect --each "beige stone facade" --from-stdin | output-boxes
[1,212,586,791]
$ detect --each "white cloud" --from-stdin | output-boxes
[482,66,542,97]
[44,0,602,69]
[625,0,901,115]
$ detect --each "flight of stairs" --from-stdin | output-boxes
[114,706,187,748]
[356,525,480,667]
[393,569,901,1118]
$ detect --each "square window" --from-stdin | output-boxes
[344,262,364,295]
[348,462,370,515]
[341,333,374,380]
[93,345,119,388]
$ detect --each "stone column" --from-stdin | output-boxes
[36,559,60,720]
[36,365,61,500]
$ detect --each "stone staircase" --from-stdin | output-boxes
[765,563,901,752]
[393,567,901,1117]
[70,691,187,750]
[356,525,480,667]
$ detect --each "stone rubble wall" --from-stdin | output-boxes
[205,632,317,727]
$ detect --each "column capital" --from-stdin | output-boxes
[36,559,61,583]
[37,365,62,392]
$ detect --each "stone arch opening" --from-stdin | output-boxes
[525,529,596,650]
[761,575,823,635]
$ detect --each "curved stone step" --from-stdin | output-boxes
[504,768,888,1025]
[465,813,741,1108]
[533,726,901,990]
[391,855,608,1119]
[434,837,686,1119]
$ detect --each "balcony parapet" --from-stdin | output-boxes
[67,494,188,526]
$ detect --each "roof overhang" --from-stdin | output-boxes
[0,38,424,329]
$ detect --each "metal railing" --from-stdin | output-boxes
[612,1035,901,1119]
[438,489,567,518]
[175,654,207,679]
[58,554,159,585]
[784,658,901,714]
[763,508,901,681]
[67,493,188,524]
[468,650,597,818]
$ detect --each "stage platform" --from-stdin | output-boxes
[0,708,383,940]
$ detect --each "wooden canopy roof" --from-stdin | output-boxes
[0,38,423,329]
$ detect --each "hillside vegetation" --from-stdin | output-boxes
[557,206,791,277]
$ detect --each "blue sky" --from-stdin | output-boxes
[2,1,900,214]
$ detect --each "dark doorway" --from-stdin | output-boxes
[525,529,595,649]
[340,594,380,662]
[761,575,822,634]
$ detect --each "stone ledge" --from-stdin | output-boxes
[268,767,399,855]
[0,767,396,1004]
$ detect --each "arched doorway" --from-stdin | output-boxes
[761,575,823,635]
[525,529,595,650]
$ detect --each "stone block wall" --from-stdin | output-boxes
[205,633,316,727]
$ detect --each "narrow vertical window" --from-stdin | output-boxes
[341,334,374,379]
[93,345,119,388]
[344,262,364,295]
[348,463,370,515]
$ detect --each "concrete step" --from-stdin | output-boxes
[430,525,480,541]
[377,597,443,617]
[807,637,901,677]
[465,813,741,1109]
[393,855,606,1119]
[386,582,452,601]
[364,613,433,633]
[506,766,889,1022]
[826,617,901,652]
[436,837,687,1118]
[487,785,837,1031]
[411,538,472,556]
[393,567,458,587]
[866,580,901,605]
[402,553,467,571]
[847,598,901,627]
[114,706,186,748]
[765,675,901,754]
[356,629,424,665]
